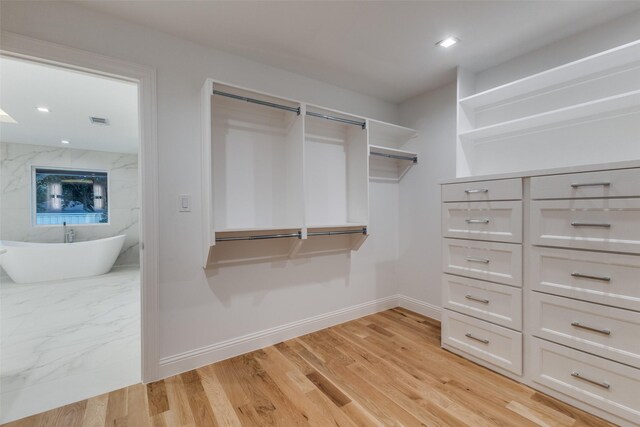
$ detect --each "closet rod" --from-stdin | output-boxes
[307,227,367,237]
[370,151,418,163]
[212,89,301,115]
[306,111,366,129]
[216,231,302,242]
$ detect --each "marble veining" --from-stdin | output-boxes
[0,142,139,266]
[0,267,140,424]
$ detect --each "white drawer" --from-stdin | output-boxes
[531,199,640,254]
[530,292,640,369]
[529,246,640,311]
[442,201,522,243]
[442,274,522,330]
[531,168,640,200]
[442,178,522,202]
[442,239,522,287]
[531,338,640,425]
[442,310,522,375]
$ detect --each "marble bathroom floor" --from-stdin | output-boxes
[0,266,140,424]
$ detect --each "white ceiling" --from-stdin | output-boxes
[79,1,640,103]
[0,57,139,154]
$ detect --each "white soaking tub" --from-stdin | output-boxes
[0,235,125,283]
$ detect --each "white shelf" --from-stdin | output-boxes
[368,119,418,148]
[460,89,640,142]
[460,39,640,110]
[306,223,367,230]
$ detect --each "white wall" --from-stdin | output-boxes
[396,84,457,314]
[0,142,139,266]
[0,1,401,375]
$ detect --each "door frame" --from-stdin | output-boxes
[1,31,161,382]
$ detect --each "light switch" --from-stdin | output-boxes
[179,194,191,212]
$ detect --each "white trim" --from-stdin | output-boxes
[1,32,160,382]
[397,295,442,320]
[158,295,401,378]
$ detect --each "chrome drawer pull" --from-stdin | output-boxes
[464,188,489,194]
[571,322,611,335]
[571,222,611,228]
[571,182,611,188]
[466,257,490,264]
[466,218,490,224]
[571,272,611,282]
[465,295,489,304]
[571,371,610,389]
[465,333,489,344]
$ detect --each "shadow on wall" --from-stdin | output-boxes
[204,237,356,307]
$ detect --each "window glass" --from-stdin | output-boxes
[34,168,108,225]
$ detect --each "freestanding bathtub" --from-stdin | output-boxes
[0,235,126,284]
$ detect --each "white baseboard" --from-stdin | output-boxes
[158,294,401,379]
[397,295,442,321]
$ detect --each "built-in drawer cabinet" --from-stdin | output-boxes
[442,178,522,202]
[531,338,640,425]
[529,246,640,311]
[530,292,640,368]
[530,199,640,254]
[442,238,522,287]
[442,310,522,375]
[531,168,640,200]
[441,201,522,243]
[443,274,522,330]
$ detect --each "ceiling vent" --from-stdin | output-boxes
[89,116,109,125]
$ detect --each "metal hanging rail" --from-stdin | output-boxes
[216,231,302,242]
[306,111,366,129]
[215,227,367,242]
[212,89,301,115]
[307,227,367,237]
[370,151,418,163]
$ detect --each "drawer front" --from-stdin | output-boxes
[442,178,522,202]
[442,239,522,287]
[531,338,640,425]
[531,168,640,199]
[530,199,640,254]
[529,246,640,311]
[442,274,522,330]
[530,292,640,368]
[442,310,522,374]
[442,201,522,243]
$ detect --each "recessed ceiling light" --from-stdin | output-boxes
[36,106,51,113]
[61,140,70,144]
[0,108,17,124]
[436,37,459,48]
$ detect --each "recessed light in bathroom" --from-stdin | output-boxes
[36,106,51,113]
[61,140,70,144]
[436,37,459,48]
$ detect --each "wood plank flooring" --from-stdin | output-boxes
[3,308,613,427]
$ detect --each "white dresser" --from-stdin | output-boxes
[440,163,640,427]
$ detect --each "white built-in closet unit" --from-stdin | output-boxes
[201,80,417,267]
[456,39,640,177]
[442,40,640,427]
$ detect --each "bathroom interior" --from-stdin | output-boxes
[0,57,141,422]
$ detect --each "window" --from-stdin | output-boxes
[34,168,109,225]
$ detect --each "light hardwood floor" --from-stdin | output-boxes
[3,308,613,427]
